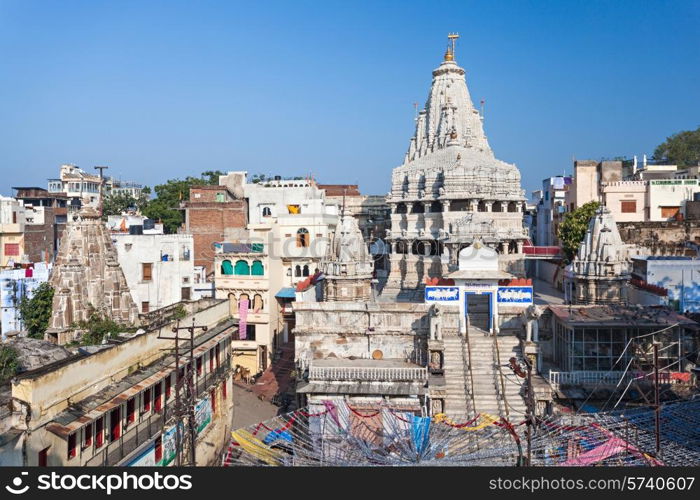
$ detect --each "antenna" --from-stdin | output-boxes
[413,102,419,120]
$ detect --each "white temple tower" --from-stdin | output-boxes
[385,35,527,295]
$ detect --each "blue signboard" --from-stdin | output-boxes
[497,286,533,304]
[424,286,460,302]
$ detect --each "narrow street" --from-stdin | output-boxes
[231,384,279,430]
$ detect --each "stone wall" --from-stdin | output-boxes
[617,221,700,255]
[293,302,431,368]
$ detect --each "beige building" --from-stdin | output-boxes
[1,299,234,466]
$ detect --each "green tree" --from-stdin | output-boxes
[18,282,55,339]
[102,192,137,218]
[653,126,700,167]
[0,345,19,384]
[75,311,134,345]
[141,171,225,234]
[558,201,600,262]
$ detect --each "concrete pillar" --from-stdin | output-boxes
[424,201,432,213]
[500,242,508,254]
[516,241,524,254]
[485,201,493,212]
[532,318,539,342]
[525,320,532,342]
[469,200,477,212]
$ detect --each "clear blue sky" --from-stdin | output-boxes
[1,0,699,196]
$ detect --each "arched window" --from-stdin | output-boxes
[395,240,408,254]
[252,294,263,312]
[302,265,310,277]
[228,293,236,316]
[492,202,503,213]
[295,265,302,277]
[234,260,250,275]
[412,202,424,214]
[238,293,250,310]
[297,228,310,247]
[262,206,272,217]
[221,260,233,275]
[430,201,443,213]
[507,201,517,213]
[396,203,407,214]
[251,260,264,276]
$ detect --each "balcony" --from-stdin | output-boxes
[309,360,428,383]
[523,245,562,259]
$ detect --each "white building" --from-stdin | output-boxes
[385,36,527,292]
[111,231,196,313]
[0,197,26,268]
[0,263,51,338]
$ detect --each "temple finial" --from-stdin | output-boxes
[444,33,459,61]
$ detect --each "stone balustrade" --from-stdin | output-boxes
[309,365,428,382]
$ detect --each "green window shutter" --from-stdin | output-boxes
[251,260,264,276]
[234,260,250,275]
[251,243,264,253]
[221,260,233,275]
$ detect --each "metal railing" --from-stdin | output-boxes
[462,320,477,419]
[547,370,696,391]
[522,246,562,256]
[493,332,510,419]
[308,365,428,382]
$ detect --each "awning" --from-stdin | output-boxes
[275,287,296,299]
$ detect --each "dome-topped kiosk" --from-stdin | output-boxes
[386,34,527,294]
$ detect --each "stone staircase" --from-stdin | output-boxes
[441,329,529,420]
[471,330,528,419]
[442,336,475,420]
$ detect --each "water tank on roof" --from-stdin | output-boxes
[129,225,143,235]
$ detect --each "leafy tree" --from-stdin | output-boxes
[0,345,19,384]
[558,201,600,262]
[141,171,225,234]
[75,311,135,345]
[18,282,54,339]
[251,173,267,184]
[653,126,700,167]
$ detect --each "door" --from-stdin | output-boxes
[110,407,121,441]
[466,293,491,331]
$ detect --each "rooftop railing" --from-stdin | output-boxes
[309,365,428,382]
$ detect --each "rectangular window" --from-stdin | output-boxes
[216,192,225,202]
[95,417,104,448]
[196,357,202,376]
[210,389,216,414]
[141,301,150,313]
[181,287,191,301]
[661,206,680,219]
[12,212,17,224]
[83,423,93,448]
[4,243,19,256]
[165,374,172,399]
[67,433,77,459]
[143,388,151,413]
[215,344,220,369]
[142,263,153,281]
[154,382,162,412]
[110,407,121,441]
[155,435,163,463]
[222,379,227,399]
[127,397,135,423]
[620,200,637,213]
[209,350,214,372]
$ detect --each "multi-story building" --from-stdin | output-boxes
[534,176,571,246]
[47,164,103,209]
[0,196,26,268]
[0,298,234,466]
[13,187,68,261]
[183,176,247,278]
[0,263,51,339]
[111,226,197,313]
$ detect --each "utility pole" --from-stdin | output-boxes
[94,165,108,217]
[158,318,208,466]
[523,350,537,466]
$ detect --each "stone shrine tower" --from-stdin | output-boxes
[385,35,527,295]
[320,211,374,302]
[564,206,635,304]
[47,206,138,343]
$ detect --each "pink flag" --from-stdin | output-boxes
[239,298,249,340]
